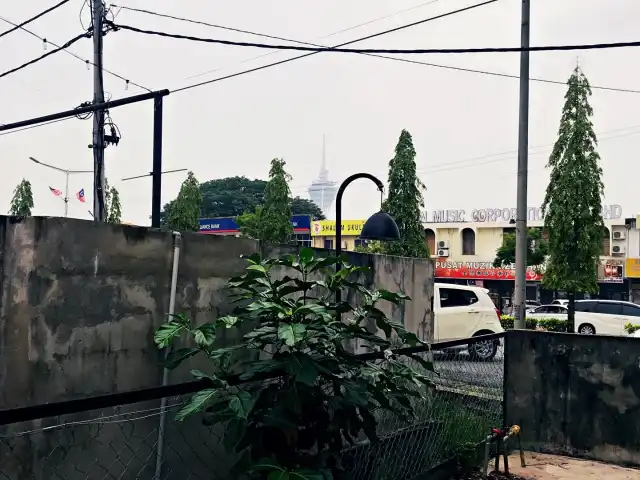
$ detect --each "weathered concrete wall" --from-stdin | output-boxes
[504,330,640,466]
[0,216,433,409]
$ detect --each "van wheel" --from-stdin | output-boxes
[578,323,596,335]
[468,335,498,362]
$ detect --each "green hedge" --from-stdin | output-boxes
[500,315,567,332]
[625,322,640,334]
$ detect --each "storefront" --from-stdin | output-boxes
[310,219,367,250]
[199,215,312,245]
[625,258,640,303]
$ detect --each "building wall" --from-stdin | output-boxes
[505,330,640,466]
[0,216,434,410]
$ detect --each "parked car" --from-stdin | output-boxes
[527,304,568,320]
[433,283,504,360]
[551,299,570,306]
[525,301,542,313]
[571,300,639,336]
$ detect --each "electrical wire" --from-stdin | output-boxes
[0,0,71,39]
[0,32,89,80]
[112,23,640,56]
[0,117,74,136]
[166,0,502,93]
[0,15,151,92]
[116,6,640,95]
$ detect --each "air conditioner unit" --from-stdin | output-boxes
[613,230,626,240]
[437,248,450,257]
[437,240,449,249]
[612,245,626,255]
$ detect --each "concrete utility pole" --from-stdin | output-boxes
[514,0,530,329]
[91,0,106,221]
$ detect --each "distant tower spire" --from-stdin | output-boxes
[308,134,337,216]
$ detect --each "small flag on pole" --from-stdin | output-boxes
[76,189,86,203]
[49,186,62,197]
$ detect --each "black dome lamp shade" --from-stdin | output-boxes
[360,211,400,241]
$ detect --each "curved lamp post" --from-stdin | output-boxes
[335,172,400,282]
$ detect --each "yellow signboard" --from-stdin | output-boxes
[311,220,365,237]
[625,258,640,279]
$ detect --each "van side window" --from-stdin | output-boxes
[440,288,479,308]
[575,301,596,312]
[595,302,622,315]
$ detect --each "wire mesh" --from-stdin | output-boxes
[0,336,504,480]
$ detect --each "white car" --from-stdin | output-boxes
[528,304,568,320]
[433,283,504,360]
[552,299,570,306]
[573,300,639,336]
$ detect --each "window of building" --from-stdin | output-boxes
[439,288,479,308]
[461,228,476,255]
[424,228,436,254]
[294,234,311,247]
[324,239,334,250]
[354,238,368,248]
[602,227,611,256]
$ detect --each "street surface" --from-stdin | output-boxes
[504,452,640,479]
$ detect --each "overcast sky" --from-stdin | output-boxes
[1,0,639,224]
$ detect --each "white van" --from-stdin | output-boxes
[433,283,504,360]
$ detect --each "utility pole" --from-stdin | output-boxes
[514,0,530,329]
[91,0,106,222]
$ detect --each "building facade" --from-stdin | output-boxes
[199,215,312,245]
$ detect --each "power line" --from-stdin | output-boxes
[0,15,151,92]
[167,0,502,93]
[116,6,640,95]
[0,0,71,39]
[0,32,88,80]
[112,23,640,56]
[0,117,74,136]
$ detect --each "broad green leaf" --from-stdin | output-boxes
[293,304,327,316]
[299,247,314,265]
[309,256,340,273]
[193,323,217,347]
[175,389,218,421]
[223,418,247,452]
[374,316,392,338]
[377,289,411,303]
[163,348,199,369]
[154,322,185,348]
[283,353,318,386]
[227,391,255,419]
[246,264,267,274]
[168,313,191,327]
[216,315,239,328]
[240,252,262,265]
[291,470,327,480]
[251,459,283,472]
[278,323,307,347]
[268,472,290,480]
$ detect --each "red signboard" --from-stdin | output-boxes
[435,261,543,281]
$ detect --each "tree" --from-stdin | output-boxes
[255,159,294,243]
[382,130,430,258]
[290,196,325,220]
[236,205,262,239]
[154,249,430,478]
[104,179,122,224]
[493,228,548,269]
[167,171,203,232]
[542,66,604,331]
[9,179,34,216]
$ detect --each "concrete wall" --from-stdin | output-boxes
[504,330,640,466]
[0,216,434,410]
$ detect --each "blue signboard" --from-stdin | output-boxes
[199,215,311,234]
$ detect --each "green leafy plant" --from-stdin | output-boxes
[500,316,566,332]
[167,171,203,232]
[9,178,34,217]
[624,322,640,335]
[154,248,433,478]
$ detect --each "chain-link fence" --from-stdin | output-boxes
[0,334,504,480]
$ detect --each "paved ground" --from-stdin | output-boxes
[502,452,640,479]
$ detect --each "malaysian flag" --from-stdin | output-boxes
[76,188,86,203]
[49,186,62,197]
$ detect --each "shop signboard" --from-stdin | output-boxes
[625,258,640,279]
[599,259,624,283]
[311,219,365,236]
[200,215,311,234]
[435,261,543,281]
[424,204,622,223]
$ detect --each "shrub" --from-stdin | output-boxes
[500,315,567,332]
[625,322,640,334]
[154,248,433,479]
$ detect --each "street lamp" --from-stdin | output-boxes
[29,156,92,217]
[335,172,400,269]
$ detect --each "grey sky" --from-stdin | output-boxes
[2,0,639,224]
